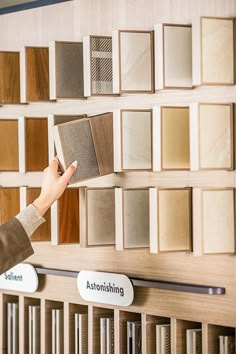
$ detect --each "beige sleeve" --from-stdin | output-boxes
[15,204,45,237]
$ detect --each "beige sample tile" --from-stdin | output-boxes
[202,189,235,254]
[158,189,192,252]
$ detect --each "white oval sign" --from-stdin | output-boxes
[77,270,134,307]
[0,263,38,293]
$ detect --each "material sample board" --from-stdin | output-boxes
[0,120,19,171]
[0,188,20,225]
[0,52,20,104]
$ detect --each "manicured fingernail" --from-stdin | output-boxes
[71,160,78,168]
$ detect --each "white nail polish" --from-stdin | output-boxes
[71,160,78,168]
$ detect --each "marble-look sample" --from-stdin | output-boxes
[123,189,149,248]
[120,31,153,92]
[122,110,152,170]
[199,104,233,169]
[202,189,235,254]
[87,189,115,246]
[158,189,192,252]
[201,17,234,84]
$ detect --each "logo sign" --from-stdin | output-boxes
[77,270,134,307]
[0,263,38,293]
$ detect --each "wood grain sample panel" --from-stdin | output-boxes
[0,52,20,104]
[119,31,154,92]
[199,104,233,169]
[201,17,235,84]
[26,188,51,241]
[202,189,235,254]
[26,47,49,101]
[121,110,152,170]
[164,25,192,88]
[0,188,20,224]
[55,42,84,98]
[161,107,190,170]
[158,189,192,252]
[25,118,49,171]
[58,188,79,243]
[89,113,114,176]
[0,120,19,171]
[123,189,149,248]
[86,188,115,246]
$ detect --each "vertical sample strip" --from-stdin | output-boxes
[26,47,49,101]
[58,188,80,243]
[0,120,19,171]
[26,188,51,241]
[25,118,49,171]
[119,31,154,92]
[87,189,115,246]
[0,52,20,103]
[202,189,235,254]
[162,107,190,169]
[199,104,233,169]
[158,189,192,252]
[164,25,192,88]
[121,110,152,170]
[91,36,113,95]
[55,42,84,98]
[0,188,20,224]
[201,17,234,84]
[123,189,149,248]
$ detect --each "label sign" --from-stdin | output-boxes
[77,270,134,306]
[0,263,38,293]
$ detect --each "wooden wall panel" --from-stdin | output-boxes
[0,188,20,224]
[0,120,19,171]
[26,47,49,101]
[26,188,51,241]
[0,52,20,104]
[58,188,80,244]
[25,118,49,171]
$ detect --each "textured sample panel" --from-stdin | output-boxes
[26,188,51,241]
[55,119,99,183]
[199,104,233,169]
[164,25,192,87]
[122,110,152,170]
[0,52,20,103]
[89,113,114,176]
[55,42,84,98]
[0,188,20,224]
[25,118,49,171]
[201,17,234,84]
[123,189,149,248]
[158,189,191,252]
[58,189,79,243]
[91,36,113,95]
[87,189,115,245]
[26,47,49,101]
[0,120,19,171]
[120,31,153,92]
[162,107,190,169]
[202,189,235,254]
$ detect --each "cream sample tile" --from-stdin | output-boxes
[122,110,152,170]
[202,189,235,254]
[162,107,190,169]
[199,104,233,169]
[87,189,115,246]
[120,31,153,91]
[164,25,192,87]
[201,17,234,84]
[158,189,191,252]
[123,189,149,248]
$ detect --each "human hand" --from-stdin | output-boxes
[33,158,77,216]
